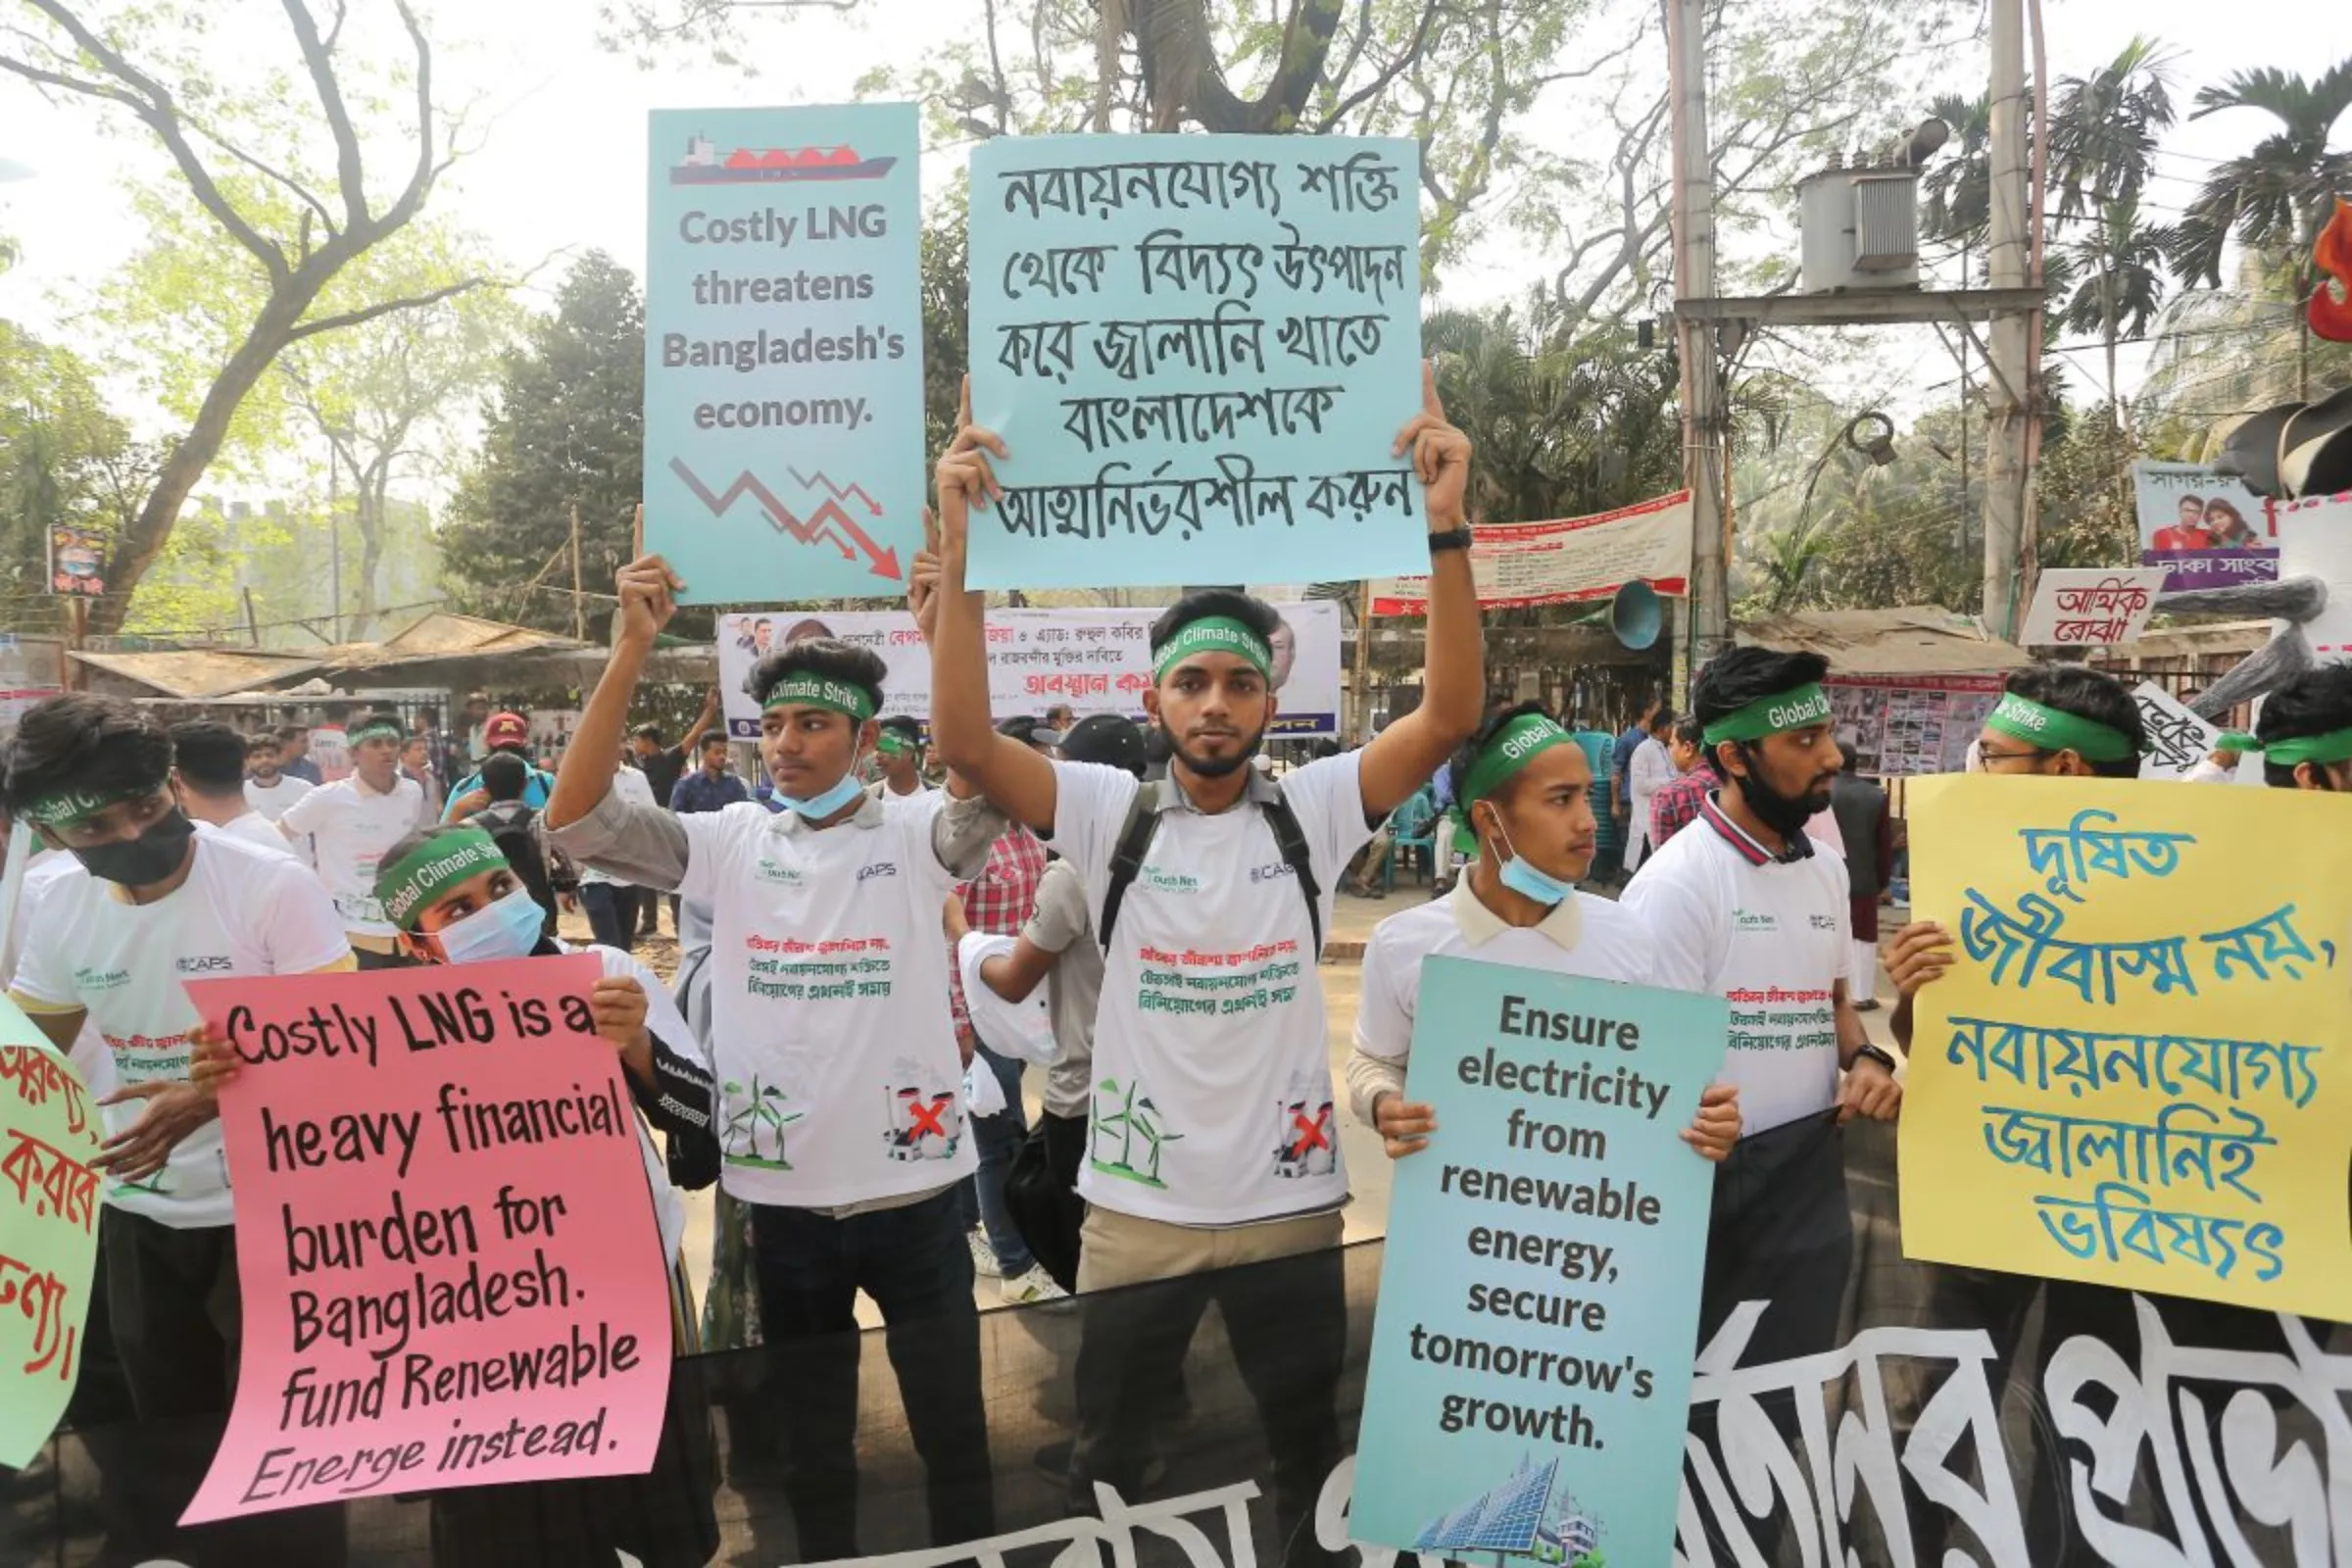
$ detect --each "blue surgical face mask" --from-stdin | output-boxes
[433,885,545,965]
[1482,807,1574,907]
[774,764,865,820]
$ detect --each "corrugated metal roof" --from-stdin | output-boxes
[1737,606,2031,676]
[70,647,323,700]
[320,612,590,671]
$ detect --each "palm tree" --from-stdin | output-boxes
[2057,199,2171,426]
[2046,38,2179,227]
[1921,91,1993,266]
[2169,60,2352,396]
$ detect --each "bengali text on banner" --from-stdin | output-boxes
[0,1012,103,1468]
[1901,775,2352,1316]
[1369,491,1692,616]
[966,133,1428,590]
[179,957,674,1523]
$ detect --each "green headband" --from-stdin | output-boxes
[761,672,877,722]
[1984,692,2136,763]
[1461,714,1576,808]
[375,826,508,930]
[877,730,915,757]
[20,782,159,827]
[1152,616,1272,681]
[1701,682,1835,747]
[347,717,406,747]
[2218,727,2352,767]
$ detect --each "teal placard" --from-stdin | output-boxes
[644,104,924,602]
[1351,956,1727,1567]
[966,133,1429,590]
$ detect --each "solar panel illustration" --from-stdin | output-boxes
[1413,1457,1558,1554]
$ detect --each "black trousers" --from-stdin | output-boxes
[749,1188,995,1560]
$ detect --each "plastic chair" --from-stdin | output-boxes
[1380,793,1438,892]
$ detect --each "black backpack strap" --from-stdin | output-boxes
[1259,788,1324,956]
[1098,781,1162,952]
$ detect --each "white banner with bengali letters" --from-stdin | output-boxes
[716,603,1344,739]
[1370,490,1691,614]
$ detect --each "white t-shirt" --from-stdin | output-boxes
[244,774,314,822]
[11,827,352,1227]
[8,853,116,1098]
[217,810,300,858]
[279,773,428,938]
[1355,882,1660,1066]
[1622,793,1850,1136]
[679,793,975,1207]
[309,725,352,784]
[1050,753,1375,1226]
[559,940,700,1263]
[580,769,658,887]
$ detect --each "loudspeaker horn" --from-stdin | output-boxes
[1610,579,1663,650]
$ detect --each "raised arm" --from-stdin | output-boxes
[548,555,680,832]
[1357,362,1485,816]
[924,377,1058,832]
[679,687,722,757]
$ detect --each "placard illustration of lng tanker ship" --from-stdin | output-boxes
[670,134,897,185]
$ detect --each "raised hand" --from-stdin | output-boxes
[614,554,687,650]
[934,374,1006,567]
[1392,359,1472,530]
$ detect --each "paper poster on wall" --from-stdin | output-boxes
[1902,775,2352,1317]
[966,134,1427,590]
[179,958,674,1522]
[643,103,924,603]
[1352,957,1724,1568]
[717,603,1346,738]
[1825,675,2004,777]
[0,1020,103,1468]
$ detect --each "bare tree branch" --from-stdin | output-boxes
[285,278,490,343]
[279,0,370,224]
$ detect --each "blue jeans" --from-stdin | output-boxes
[750,1188,995,1559]
[956,1041,1034,1276]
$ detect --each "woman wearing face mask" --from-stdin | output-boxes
[1347,701,1741,1163]
[194,822,722,1567]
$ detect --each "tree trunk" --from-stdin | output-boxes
[351,464,390,639]
[85,283,323,636]
[1133,0,1344,133]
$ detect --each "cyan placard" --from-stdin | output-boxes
[1351,956,1726,1568]
[644,104,924,602]
[966,134,1429,590]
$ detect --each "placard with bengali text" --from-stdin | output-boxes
[0,1020,103,1468]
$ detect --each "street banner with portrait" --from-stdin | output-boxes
[716,603,1345,739]
[2133,462,2278,592]
[1901,775,2352,1317]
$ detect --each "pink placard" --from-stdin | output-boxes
[180,956,673,1523]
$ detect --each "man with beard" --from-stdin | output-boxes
[1622,648,1899,1366]
[241,730,313,822]
[921,368,1482,1563]
[2225,663,2352,790]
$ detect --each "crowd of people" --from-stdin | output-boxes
[6,362,2349,1567]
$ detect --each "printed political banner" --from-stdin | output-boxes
[2133,462,2278,592]
[716,602,1346,739]
[1352,956,1725,1567]
[2017,567,2165,648]
[180,957,673,1522]
[1902,775,2352,1317]
[644,104,924,603]
[1369,491,1693,615]
[0,1020,103,1468]
[966,134,1427,590]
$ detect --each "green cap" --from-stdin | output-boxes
[1152,616,1272,681]
[1983,692,2136,763]
[374,826,508,930]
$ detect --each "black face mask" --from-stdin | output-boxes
[1731,762,1820,841]
[71,808,196,887]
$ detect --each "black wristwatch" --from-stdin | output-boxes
[1852,1044,1898,1076]
[1428,526,1475,553]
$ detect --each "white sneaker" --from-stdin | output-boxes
[1001,1266,1068,1305]
[967,1228,1004,1280]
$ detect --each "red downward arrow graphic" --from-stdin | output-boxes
[667,459,901,579]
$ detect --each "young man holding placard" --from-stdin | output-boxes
[921,367,1483,1558]
[1348,700,1742,1163]
[277,710,430,968]
[543,564,1005,1560]
[1619,648,1900,1365]
[2,694,353,1556]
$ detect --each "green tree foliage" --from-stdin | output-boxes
[0,0,476,635]
[919,194,969,467]
[440,253,662,640]
[2170,61,2352,290]
[0,322,158,634]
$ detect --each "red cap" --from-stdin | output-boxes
[484,711,529,749]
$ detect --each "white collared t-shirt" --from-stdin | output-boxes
[1354,883,1657,1065]
[279,772,427,938]
[1621,793,1850,1136]
[678,793,975,1208]
[559,939,702,1264]
[244,774,313,822]
[1052,754,1375,1226]
[10,827,352,1228]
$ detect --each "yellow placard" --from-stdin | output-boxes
[1902,774,2352,1318]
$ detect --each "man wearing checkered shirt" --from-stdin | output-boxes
[944,815,1060,1301]
[1647,713,1715,851]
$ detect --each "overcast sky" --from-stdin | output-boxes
[0,0,2341,436]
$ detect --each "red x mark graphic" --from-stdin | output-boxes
[905,1094,954,1141]
[1288,1107,1332,1158]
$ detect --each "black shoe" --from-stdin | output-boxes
[1855,999,1882,1012]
